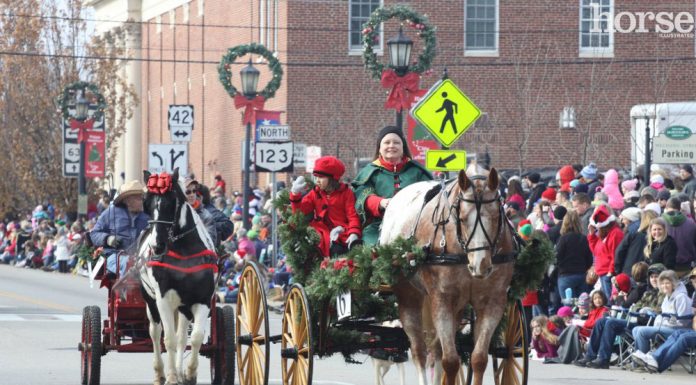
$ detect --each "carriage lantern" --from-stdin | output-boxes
[387,26,413,76]
[240,59,260,98]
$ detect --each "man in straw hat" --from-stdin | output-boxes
[90,180,149,276]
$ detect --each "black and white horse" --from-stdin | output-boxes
[138,169,217,385]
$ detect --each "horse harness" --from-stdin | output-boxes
[412,176,520,266]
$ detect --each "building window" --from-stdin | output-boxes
[579,0,613,57]
[465,0,498,55]
[198,0,204,17]
[349,0,382,51]
[183,3,189,23]
[156,15,162,33]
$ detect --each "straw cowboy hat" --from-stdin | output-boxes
[115,180,145,204]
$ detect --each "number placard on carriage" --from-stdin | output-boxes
[410,79,481,148]
[336,291,351,321]
[168,105,193,142]
[255,141,294,172]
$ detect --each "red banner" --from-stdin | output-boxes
[84,130,105,178]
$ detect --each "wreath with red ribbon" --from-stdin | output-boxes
[147,173,173,195]
[57,81,107,124]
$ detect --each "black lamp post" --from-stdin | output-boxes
[240,59,260,230]
[75,91,90,216]
[644,116,651,186]
[387,26,413,133]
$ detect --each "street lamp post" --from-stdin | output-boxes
[240,59,260,230]
[644,116,651,186]
[75,92,89,213]
[386,26,413,133]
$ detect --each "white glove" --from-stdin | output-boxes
[106,235,121,248]
[329,226,345,242]
[291,176,307,194]
[347,233,359,245]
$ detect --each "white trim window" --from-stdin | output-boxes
[465,0,499,56]
[349,0,382,52]
[579,0,614,57]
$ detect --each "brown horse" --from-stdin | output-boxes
[379,164,518,385]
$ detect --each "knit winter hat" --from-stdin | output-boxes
[602,169,624,211]
[581,162,598,180]
[541,188,556,202]
[650,174,665,190]
[517,219,533,240]
[553,206,567,221]
[614,273,631,293]
[644,202,662,215]
[657,189,671,201]
[623,190,640,202]
[525,172,541,184]
[559,165,575,188]
[577,292,590,310]
[621,179,638,193]
[681,164,694,175]
[590,205,616,228]
[557,306,574,318]
[620,207,641,223]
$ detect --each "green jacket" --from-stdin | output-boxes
[351,160,432,245]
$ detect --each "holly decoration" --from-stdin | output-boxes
[217,43,283,100]
[362,4,437,80]
[57,81,106,123]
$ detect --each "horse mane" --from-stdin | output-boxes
[173,178,216,251]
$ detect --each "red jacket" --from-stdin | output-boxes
[580,306,608,338]
[290,183,361,257]
[587,224,623,276]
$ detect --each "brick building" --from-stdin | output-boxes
[89,0,696,192]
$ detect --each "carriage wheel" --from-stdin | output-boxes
[281,284,313,385]
[236,263,270,385]
[80,306,102,385]
[492,301,528,385]
[211,305,236,385]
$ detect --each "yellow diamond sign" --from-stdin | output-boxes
[425,150,467,172]
[410,79,481,147]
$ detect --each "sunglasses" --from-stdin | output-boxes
[186,189,196,195]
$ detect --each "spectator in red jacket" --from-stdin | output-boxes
[290,156,362,257]
[580,290,609,338]
[587,204,624,299]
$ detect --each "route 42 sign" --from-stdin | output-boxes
[168,105,193,142]
[255,141,293,172]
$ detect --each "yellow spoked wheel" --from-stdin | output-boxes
[492,300,528,385]
[281,284,313,385]
[236,263,270,385]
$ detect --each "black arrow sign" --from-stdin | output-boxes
[174,130,189,138]
[170,149,185,167]
[436,153,458,168]
[151,152,164,166]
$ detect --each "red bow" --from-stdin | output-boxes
[333,258,355,275]
[381,70,426,112]
[234,94,266,125]
[70,118,95,142]
[147,173,173,195]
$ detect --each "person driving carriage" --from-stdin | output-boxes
[290,156,362,257]
[90,180,149,276]
[352,126,432,245]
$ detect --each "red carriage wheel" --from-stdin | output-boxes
[80,306,102,385]
[211,305,236,385]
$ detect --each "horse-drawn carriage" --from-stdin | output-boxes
[233,165,549,385]
[79,165,549,385]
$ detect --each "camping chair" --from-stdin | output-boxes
[649,314,695,373]
[617,310,657,370]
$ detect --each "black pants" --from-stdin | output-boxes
[58,260,68,273]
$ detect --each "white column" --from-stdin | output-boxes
[124,22,142,183]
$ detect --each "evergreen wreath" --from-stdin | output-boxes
[362,4,437,80]
[57,81,107,122]
[217,43,283,100]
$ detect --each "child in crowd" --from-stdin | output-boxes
[531,315,559,360]
[290,156,362,257]
[53,227,71,273]
[576,292,590,319]
[580,291,609,338]
[557,306,575,326]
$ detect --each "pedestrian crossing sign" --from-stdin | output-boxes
[425,149,467,172]
[410,79,481,148]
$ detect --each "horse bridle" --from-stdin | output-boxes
[147,197,197,246]
[451,175,505,257]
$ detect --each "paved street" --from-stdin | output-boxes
[0,264,694,385]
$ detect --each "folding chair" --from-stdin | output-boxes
[617,310,657,370]
[649,314,695,373]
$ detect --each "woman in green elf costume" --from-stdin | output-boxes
[352,126,433,245]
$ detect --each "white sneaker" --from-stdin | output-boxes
[643,353,658,371]
[631,351,647,366]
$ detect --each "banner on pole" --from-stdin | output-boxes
[84,130,105,178]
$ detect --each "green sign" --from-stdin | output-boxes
[665,125,692,140]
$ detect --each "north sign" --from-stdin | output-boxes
[425,150,467,172]
[257,124,291,142]
[410,79,481,148]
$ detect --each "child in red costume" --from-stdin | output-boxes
[290,156,362,257]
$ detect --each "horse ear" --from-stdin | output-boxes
[488,167,499,192]
[143,170,151,184]
[458,169,471,191]
[172,167,179,181]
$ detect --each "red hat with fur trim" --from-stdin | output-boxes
[312,156,345,180]
[591,205,616,228]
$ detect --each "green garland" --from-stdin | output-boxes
[57,81,107,122]
[508,232,555,301]
[217,43,283,100]
[362,4,437,80]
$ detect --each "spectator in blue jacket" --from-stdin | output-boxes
[90,180,149,275]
